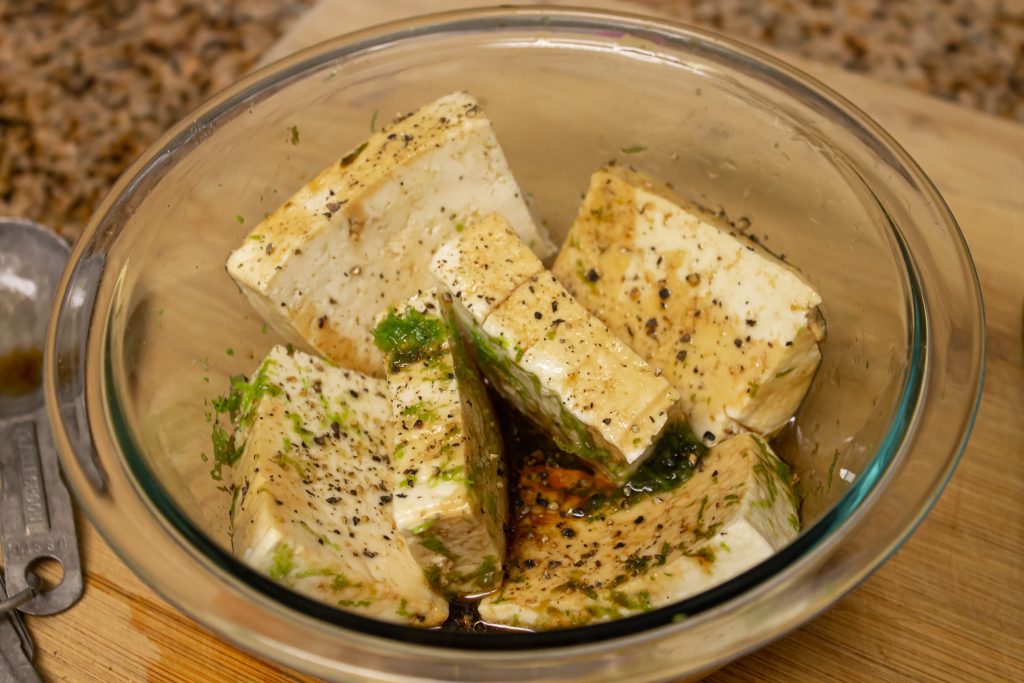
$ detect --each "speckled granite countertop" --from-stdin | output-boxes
[2,0,1022,238]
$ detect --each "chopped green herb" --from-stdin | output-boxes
[608,589,652,611]
[298,520,341,551]
[423,565,443,591]
[826,449,840,493]
[370,109,379,132]
[423,355,454,382]
[464,555,499,589]
[261,323,269,334]
[658,542,672,564]
[624,553,652,575]
[228,485,240,525]
[373,307,447,368]
[402,401,440,422]
[337,598,373,608]
[291,566,330,579]
[271,451,310,479]
[208,424,242,481]
[585,422,707,512]
[686,545,716,567]
[696,495,709,529]
[753,461,779,505]
[438,465,464,483]
[234,214,245,225]
[340,141,368,167]
[269,544,294,581]
[225,347,235,356]
[288,125,300,145]
[207,358,282,480]
[776,367,796,378]
[411,519,434,535]
[575,258,589,283]
[419,533,457,562]
[553,578,599,600]
[621,145,647,154]
[288,411,313,446]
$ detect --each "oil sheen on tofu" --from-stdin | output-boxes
[431,214,681,483]
[552,166,824,445]
[230,346,448,626]
[373,289,508,597]
[478,432,799,629]
[226,91,556,377]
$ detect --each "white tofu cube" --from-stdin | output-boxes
[373,289,507,597]
[230,346,448,626]
[552,166,824,444]
[432,216,680,483]
[479,432,799,629]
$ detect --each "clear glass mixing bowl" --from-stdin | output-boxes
[44,8,984,681]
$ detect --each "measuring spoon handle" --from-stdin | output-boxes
[0,409,83,615]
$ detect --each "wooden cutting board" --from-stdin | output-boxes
[29,1,1024,681]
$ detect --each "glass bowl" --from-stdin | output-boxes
[44,7,984,681]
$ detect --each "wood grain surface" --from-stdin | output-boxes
[28,1,1024,681]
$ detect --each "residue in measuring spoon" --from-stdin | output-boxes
[0,347,42,396]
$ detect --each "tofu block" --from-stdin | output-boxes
[373,289,507,597]
[230,346,448,626]
[227,91,555,377]
[430,212,545,325]
[479,432,799,630]
[552,166,824,444]
[431,215,680,483]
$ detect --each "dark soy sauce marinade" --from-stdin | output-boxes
[0,346,42,397]
[440,390,706,632]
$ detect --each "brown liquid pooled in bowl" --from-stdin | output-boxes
[0,347,43,396]
[439,394,710,632]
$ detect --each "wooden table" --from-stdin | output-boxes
[29,1,1024,680]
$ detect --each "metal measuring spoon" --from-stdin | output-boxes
[0,573,38,682]
[0,218,83,620]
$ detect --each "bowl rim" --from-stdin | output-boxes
[45,4,985,677]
